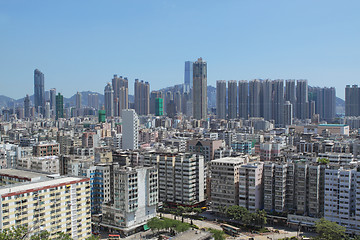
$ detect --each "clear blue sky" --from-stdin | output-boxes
[1,0,359,99]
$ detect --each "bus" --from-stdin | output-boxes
[108,234,120,240]
[220,223,241,236]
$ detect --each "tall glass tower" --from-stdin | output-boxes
[34,69,45,115]
[184,61,193,93]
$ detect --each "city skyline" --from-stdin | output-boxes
[1,1,360,99]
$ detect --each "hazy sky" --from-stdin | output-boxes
[1,0,359,99]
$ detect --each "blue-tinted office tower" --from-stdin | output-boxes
[34,69,45,115]
[184,61,193,93]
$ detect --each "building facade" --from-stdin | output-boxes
[193,58,207,120]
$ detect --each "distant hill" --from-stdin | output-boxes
[0,91,105,108]
[0,95,14,108]
[336,97,345,114]
[0,88,346,115]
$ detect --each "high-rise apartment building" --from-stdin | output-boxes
[34,69,45,115]
[0,176,91,239]
[324,166,360,234]
[263,161,324,218]
[101,166,158,235]
[273,80,284,127]
[145,153,205,206]
[284,101,293,126]
[184,61,193,93]
[296,80,309,119]
[88,93,99,109]
[216,80,226,119]
[228,80,237,119]
[164,91,173,115]
[112,75,129,116]
[45,101,50,119]
[261,80,272,121]
[75,91,81,109]
[24,94,31,118]
[121,109,139,150]
[309,87,336,122]
[155,98,163,116]
[49,88,56,110]
[238,162,264,212]
[55,93,64,120]
[249,79,261,117]
[86,165,111,214]
[150,91,163,115]
[104,83,114,117]
[174,91,182,114]
[238,80,249,119]
[134,79,150,116]
[345,85,360,117]
[210,157,245,210]
[285,80,296,117]
[193,58,207,120]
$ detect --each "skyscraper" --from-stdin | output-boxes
[45,101,50,119]
[24,94,31,118]
[323,87,336,122]
[134,79,150,115]
[49,88,56,110]
[216,80,226,119]
[112,75,129,116]
[238,80,249,119]
[164,91,173,115]
[345,85,360,117]
[76,91,82,109]
[309,86,336,122]
[155,98,164,116]
[285,80,296,117]
[174,91,182,114]
[55,93,64,120]
[249,79,261,118]
[273,80,284,127]
[150,91,163,115]
[184,61,193,93]
[34,69,45,115]
[296,80,309,120]
[193,58,207,120]
[121,109,139,150]
[88,93,99,109]
[260,80,272,121]
[284,101,293,126]
[228,80,237,119]
[104,83,114,117]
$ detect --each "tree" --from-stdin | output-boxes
[193,208,202,215]
[54,232,72,240]
[176,206,186,217]
[148,217,164,233]
[217,205,227,216]
[209,228,225,240]
[254,210,267,228]
[226,205,248,221]
[184,207,193,213]
[315,218,346,240]
[242,212,255,226]
[30,231,50,240]
[317,158,329,164]
[0,226,28,240]
[85,236,100,240]
[0,227,74,240]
